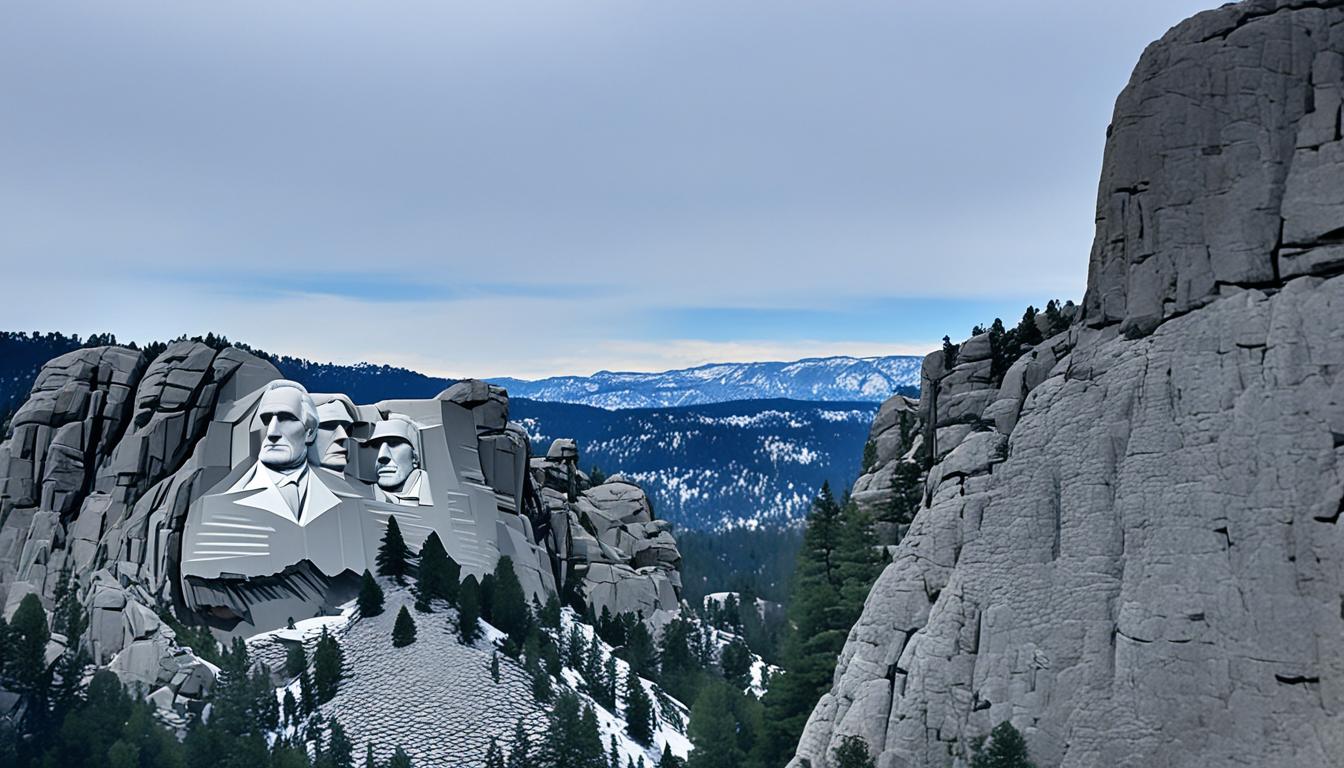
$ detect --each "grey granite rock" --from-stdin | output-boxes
[791,3,1344,766]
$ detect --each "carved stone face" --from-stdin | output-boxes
[375,439,416,490]
[311,401,354,471]
[256,387,314,470]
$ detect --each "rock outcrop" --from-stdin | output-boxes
[0,343,682,723]
[791,2,1344,766]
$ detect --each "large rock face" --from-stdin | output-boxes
[792,2,1344,766]
[0,343,682,721]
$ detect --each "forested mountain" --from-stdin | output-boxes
[511,398,875,529]
[492,357,921,408]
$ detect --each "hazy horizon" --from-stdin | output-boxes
[2,2,1216,378]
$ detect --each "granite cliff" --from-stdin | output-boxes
[791,2,1344,765]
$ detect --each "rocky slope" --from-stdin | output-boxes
[790,2,1344,766]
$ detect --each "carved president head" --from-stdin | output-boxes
[310,395,358,471]
[254,381,319,471]
[368,415,419,491]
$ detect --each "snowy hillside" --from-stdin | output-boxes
[252,584,692,768]
[511,398,877,529]
[492,356,922,408]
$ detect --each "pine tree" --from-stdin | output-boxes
[387,746,414,768]
[658,745,682,768]
[970,721,1035,768]
[608,734,621,768]
[622,619,658,680]
[313,627,344,703]
[835,497,883,619]
[326,719,355,768]
[507,716,533,768]
[458,576,482,643]
[376,517,411,585]
[364,743,377,768]
[523,631,552,703]
[719,636,752,689]
[284,640,308,678]
[657,618,704,704]
[540,594,562,630]
[490,650,501,683]
[10,592,50,694]
[480,573,497,623]
[282,688,297,726]
[492,556,532,651]
[756,482,856,767]
[485,737,506,768]
[686,681,745,768]
[603,655,619,710]
[417,532,455,607]
[832,735,876,768]
[537,692,605,768]
[624,668,655,746]
[392,606,417,648]
[300,668,317,714]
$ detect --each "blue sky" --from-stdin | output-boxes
[0,1,1216,378]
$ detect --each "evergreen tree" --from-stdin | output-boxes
[686,681,745,768]
[860,440,878,473]
[282,688,298,726]
[832,735,876,768]
[719,636,752,689]
[941,336,959,368]
[657,745,682,768]
[1016,305,1043,348]
[537,692,605,768]
[416,532,455,607]
[485,737,506,768]
[387,746,413,768]
[657,618,705,704]
[608,734,621,768]
[623,668,655,746]
[284,640,309,678]
[756,482,860,768]
[564,625,586,671]
[970,721,1035,768]
[523,631,552,703]
[492,557,531,651]
[300,669,316,715]
[602,655,619,710]
[621,619,658,680]
[506,716,533,768]
[324,719,355,768]
[835,497,883,618]
[10,592,50,695]
[480,573,497,623]
[313,628,344,704]
[540,594,562,630]
[457,577,482,643]
[490,650,501,683]
[365,743,377,768]
[392,607,417,648]
[376,517,411,585]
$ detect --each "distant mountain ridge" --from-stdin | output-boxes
[511,397,876,529]
[492,355,923,409]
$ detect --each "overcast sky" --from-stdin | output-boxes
[1,1,1217,379]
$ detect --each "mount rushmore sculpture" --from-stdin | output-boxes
[0,341,681,712]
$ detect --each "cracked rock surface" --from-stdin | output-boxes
[791,2,1344,766]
